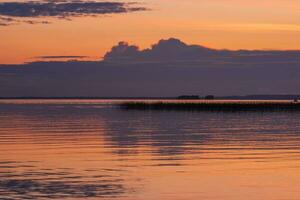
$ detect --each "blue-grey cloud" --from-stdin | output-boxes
[104,38,300,64]
[1,38,300,97]
[0,0,147,25]
[0,16,51,25]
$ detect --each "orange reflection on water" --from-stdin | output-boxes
[0,100,300,199]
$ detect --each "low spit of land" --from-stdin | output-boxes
[120,100,300,112]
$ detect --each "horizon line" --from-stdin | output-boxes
[1,94,300,100]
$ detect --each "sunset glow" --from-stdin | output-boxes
[1,0,300,64]
[1,2,300,199]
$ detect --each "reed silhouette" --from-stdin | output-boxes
[120,101,300,112]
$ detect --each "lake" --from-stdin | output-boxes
[0,100,300,200]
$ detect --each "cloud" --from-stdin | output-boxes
[0,0,147,26]
[0,16,51,25]
[1,38,300,97]
[104,38,300,64]
[104,38,217,62]
[35,55,89,59]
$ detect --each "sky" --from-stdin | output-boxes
[1,0,300,64]
[1,38,300,97]
[1,0,300,97]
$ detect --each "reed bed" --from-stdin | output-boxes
[120,101,300,112]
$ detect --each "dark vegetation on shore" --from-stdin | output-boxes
[120,101,300,112]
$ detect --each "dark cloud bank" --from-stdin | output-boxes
[1,38,300,97]
[0,0,146,26]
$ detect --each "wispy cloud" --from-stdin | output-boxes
[0,16,51,25]
[208,23,300,32]
[0,0,147,26]
[35,55,89,59]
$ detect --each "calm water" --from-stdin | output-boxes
[1,100,300,200]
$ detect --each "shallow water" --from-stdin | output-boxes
[0,100,300,200]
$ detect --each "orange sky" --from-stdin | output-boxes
[1,0,300,64]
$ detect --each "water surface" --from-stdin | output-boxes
[0,100,300,200]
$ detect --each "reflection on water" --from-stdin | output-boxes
[0,161,125,199]
[0,100,300,200]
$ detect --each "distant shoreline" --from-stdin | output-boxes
[0,95,300,100]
